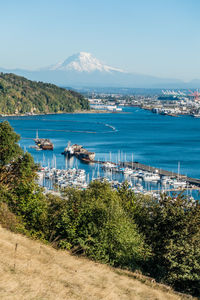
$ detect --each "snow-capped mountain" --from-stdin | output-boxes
[44,52,125,73]
[0,52,195,88]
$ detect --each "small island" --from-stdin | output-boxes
[0,72,90,115]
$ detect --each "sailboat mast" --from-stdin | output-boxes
[178,161,180,180]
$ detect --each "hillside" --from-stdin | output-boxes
[0,226,192,300]
[0,121,200,298]
[0,72,89,115]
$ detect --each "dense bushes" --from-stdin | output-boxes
[0,121,47,236]
[0,121,200,296]
[0,73,90,114]
[45,181,149,269]
[133,193,200,295]
[0,202,25,233]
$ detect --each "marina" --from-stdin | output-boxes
[32,137,200,193]
[36,150,199,200]
[2,106,200,199]
[59,142,200,191]
[37,162,197,201]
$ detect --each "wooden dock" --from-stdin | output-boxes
[121,161,200,187]
[150,187,200,192]
[68,155,200,188]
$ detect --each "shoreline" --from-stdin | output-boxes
[0,109,129,118]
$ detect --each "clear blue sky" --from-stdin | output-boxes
[1,0,200,81]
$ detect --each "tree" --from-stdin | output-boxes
[0,121,22,167]
[134,193,200,296]
[49,180,150,270]
[6,152,47,234]
[0,73,89,115]
[0,122,47,235]
[8,152,38,190]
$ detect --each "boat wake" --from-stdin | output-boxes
[97,122,118,132]
[104,123,118,132]
[18,120,118,135]
[22,128,97,134]
[41,119,118,132]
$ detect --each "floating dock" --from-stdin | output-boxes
[75,158,200,188]
[121,161,200,187]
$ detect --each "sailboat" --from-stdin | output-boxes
[172,162,187,188]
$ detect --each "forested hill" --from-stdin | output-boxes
[0,72,90,114]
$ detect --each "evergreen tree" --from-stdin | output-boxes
[0,121,22,167]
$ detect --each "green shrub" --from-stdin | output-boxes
[0,201,25,233]
[45,181,150,270]
[133,193,200,296]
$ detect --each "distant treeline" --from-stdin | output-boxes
[0,121,200,297]
[0,73,90,114]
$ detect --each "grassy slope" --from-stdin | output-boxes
[0,226,193,300]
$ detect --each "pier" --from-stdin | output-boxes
[121,161,200,187]
[82,157,200,189]
[73,155,200,188]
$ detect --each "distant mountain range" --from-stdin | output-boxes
[0,52,200,88]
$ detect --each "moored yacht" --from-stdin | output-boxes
[142,172,160,182]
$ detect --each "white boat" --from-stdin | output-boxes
[161,175,173,185]
[172,180,187,188]
[123,167,133,175]
[131,171,140,177]
[136,183,143,191]
[102,162,116,170]
[142,172,160,182]
[63,141,74,157]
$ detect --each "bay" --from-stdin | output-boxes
[1,106,200,181]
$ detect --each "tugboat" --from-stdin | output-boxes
[34,138,54,150]
[62,141,95,162]
[62,141,75,157]
[34,130,54,150]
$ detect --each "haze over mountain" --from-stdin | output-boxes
[0,52,200,88]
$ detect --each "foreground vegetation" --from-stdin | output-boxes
[0,73,89,114]
[0,121,200,297]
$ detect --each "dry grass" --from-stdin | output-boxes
[0,226,193,300]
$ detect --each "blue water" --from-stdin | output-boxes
[1,107,200,180]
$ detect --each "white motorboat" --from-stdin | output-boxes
[142,172,160,182]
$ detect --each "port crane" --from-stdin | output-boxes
[188,89,200,101]
[162,90,185,96]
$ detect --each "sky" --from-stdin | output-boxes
[0,0,200,81]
